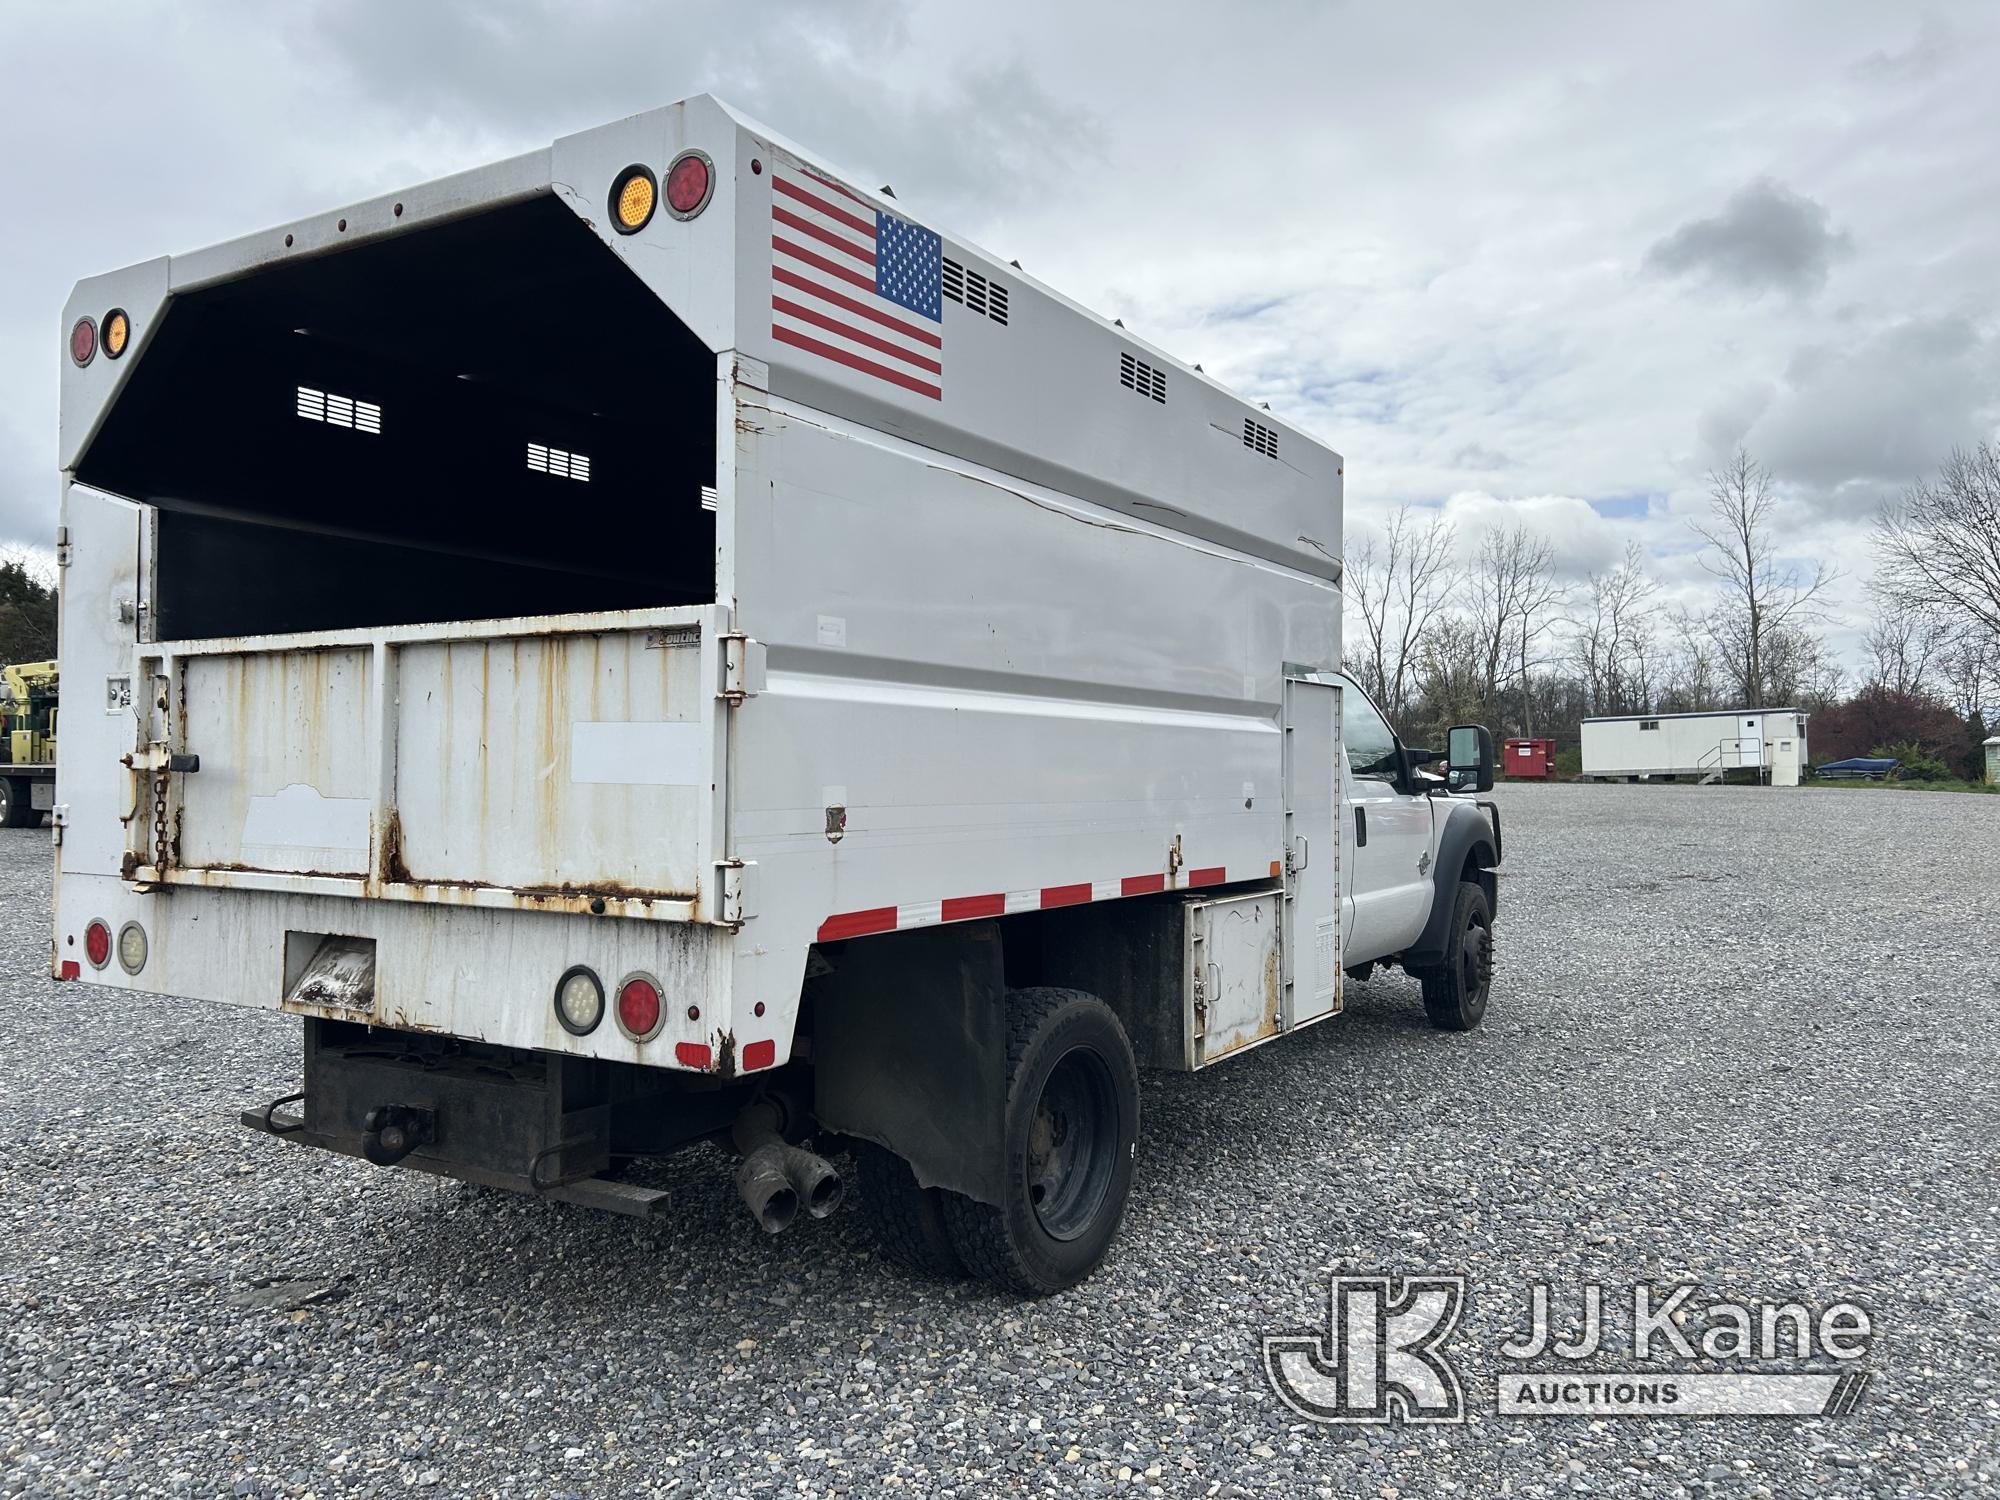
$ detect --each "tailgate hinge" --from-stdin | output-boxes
[714,858,755,926]
[49,803,68,848]
[718,634,766,706]
[55,526,72,569]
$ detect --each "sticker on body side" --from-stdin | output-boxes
[569,722,704,786]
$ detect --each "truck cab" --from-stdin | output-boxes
[1335,673,1501,1030]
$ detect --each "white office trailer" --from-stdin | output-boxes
[1580,709,1809,785]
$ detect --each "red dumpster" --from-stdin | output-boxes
[1503,737,1555,779]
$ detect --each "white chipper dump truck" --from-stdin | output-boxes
[52,96,1501,1293]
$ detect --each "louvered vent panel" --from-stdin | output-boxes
[941,256,1009,326]
[1243,418,1279,458]
[1119,352,1167,403]
[527,442,591,483]
[296,386,382,434]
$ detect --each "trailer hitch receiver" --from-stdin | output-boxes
[361,1104,435,1166]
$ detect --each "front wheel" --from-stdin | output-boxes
[1415,880,1492,1031]
[0,778,38,829]
[942,987,1139,1295]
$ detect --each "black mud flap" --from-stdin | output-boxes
[810,921,1010,1207]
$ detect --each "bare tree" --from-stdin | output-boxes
[1570,541,1658,715]
[1874,441,2000,653]
[1343,505,1458,719]
[1862,595,1948,696]
[1659,606,1722,713]
[1935,633,1996,723]
[1467,523,1564,735]
[1410,614,1486,737]
[1761,622,1845,710]
[1693,449,1837,707]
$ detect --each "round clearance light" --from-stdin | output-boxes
[70,316,97,367]
[102,308,131,360]
[84,919,112,970]
[664,150,714,220]
[554,965,605,1036]
[116,921,148,975]
[615,973,663,1042]
[609,165,657,234]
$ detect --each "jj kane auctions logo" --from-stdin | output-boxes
[1265,1276,1872,1422]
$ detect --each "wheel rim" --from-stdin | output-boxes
[1460,915,1491,1001]
[1025,1046,1118,1241]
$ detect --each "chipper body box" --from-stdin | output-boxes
[51,98,1498,1290]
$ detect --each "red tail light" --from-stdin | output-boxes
[664,150,713,219]
[70,317,97,367]
[615,974,662,1040]
[83,920,112,969]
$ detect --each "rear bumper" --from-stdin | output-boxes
[238,1018,739,1217]
[52,870,737,1070]
[242,1102,672,1219]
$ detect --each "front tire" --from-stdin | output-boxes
[1417,880,1492,1031]
[942,987,1139,1295]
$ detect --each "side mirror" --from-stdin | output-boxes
[1446,724,1493,793]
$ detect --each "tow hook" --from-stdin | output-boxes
[361,1104,435,1166]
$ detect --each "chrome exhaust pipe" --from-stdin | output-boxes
[729,1094,844,1228]
[735,1145,799,1234]
[779,1142,845,1219]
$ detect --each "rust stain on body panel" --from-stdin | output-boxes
[147,614,712,920]
[1263,943,1281,1035]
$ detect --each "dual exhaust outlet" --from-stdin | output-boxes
[730,1096,843,1234]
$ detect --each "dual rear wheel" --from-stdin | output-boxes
[854,987,1139,1296]
[856,914,1492,1294]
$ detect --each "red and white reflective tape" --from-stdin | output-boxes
[818,865,1242,944]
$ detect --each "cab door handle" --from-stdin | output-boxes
[1354,807,1368,847]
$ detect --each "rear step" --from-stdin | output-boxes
[241,1098,673,1219]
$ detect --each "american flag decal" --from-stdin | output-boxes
[770,163,943,400]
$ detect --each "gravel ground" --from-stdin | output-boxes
[3,781,1997,1498]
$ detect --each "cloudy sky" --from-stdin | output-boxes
[4,2,1996,666]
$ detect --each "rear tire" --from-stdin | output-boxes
[0,778,37,829]
[942,987,1139,1295]
[853,1142,965,1279]
[1416,880,1492,1031]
